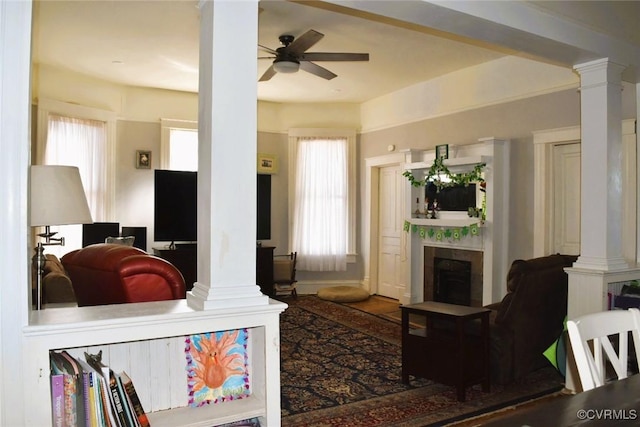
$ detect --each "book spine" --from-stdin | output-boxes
[87,373,100,427]
[82,372,92,427]
[96,375,114,427]
[62,373,78,427]
[121,375,150,427]
[51,374,65,427]
[59,351,86,427]
[108,372,128,427]
[97,367,118,427]
[115,374,136,427]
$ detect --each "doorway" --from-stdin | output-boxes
[552,142,581,255]
[377,165,406,299]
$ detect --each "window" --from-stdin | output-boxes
[36,99,115,256]
[160,119,198,171]
[288,129,356,271]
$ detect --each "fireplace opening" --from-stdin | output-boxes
[434,257,472,306]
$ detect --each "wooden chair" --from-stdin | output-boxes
[273,252,297,298]
[567,308,640,391]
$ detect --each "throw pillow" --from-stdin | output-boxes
[105,236,135,246]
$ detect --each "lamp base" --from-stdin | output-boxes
[32,243,46,310]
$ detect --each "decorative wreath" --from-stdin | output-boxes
[402,157,486,190]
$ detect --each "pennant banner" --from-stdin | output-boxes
[404,221,483,241]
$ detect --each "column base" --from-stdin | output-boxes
[186,282,269,310]
[573,255,629,271]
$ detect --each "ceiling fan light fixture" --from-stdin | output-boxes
[273,59,300,74]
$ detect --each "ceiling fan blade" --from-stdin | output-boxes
[259,65,277,82]
[286,29,324,55]
[299,61,337,80]
[258,44,277,54]
[301,52,369,62]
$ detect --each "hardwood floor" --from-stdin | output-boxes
[342,294,400,314]
[446,389,571,426]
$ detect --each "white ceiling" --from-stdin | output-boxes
[31,1,640,104]
[32,0,508,104]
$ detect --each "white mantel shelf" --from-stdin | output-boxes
[407,218,484,228]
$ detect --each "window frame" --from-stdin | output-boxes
[160,118,198,170]
[36,98,116,219]
[288,128,357,259]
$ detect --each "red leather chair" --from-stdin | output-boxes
[62,243,186,306]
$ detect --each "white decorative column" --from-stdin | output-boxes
[567,58,629,318]
[187,0,268,309]
[572,59,627,273]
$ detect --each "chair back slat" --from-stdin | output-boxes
[568,308,640,391]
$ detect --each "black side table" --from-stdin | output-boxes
[401,301,490,401]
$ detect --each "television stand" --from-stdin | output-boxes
[153,245,276,297]
[153,245,196,291]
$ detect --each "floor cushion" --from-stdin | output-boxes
[317,286,369,302]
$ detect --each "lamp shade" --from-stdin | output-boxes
[30,165,93,226]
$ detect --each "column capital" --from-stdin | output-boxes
[573,58,626,86]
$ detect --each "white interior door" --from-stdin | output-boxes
[553,143,581,255]
[377,165,406,299]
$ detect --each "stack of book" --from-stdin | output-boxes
[49,350,151,427]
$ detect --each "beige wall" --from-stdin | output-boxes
[115,120,159,250]
[32,64,638,288]
[360,89,582,264]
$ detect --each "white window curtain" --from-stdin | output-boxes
[43,114,108,254]
[292,136,348,271]
[160,119,198,170]
[168,128,198,171]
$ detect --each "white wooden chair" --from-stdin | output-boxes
[567,308,640,391]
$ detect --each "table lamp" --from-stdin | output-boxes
[30,165,93,309]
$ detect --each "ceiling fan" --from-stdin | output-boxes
[258,29,369,82]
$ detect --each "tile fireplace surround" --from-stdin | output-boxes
[425,247,484,307]
[404,138,510,306]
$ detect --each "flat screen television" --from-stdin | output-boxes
[154,170,197,244]
[154,170,272,244]
[257,174,272,241]
[82,222,120,247]
[425,182,476,211]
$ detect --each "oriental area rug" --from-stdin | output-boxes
[279,296,564,427]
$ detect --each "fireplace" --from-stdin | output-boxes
[434,257,472,306]
[424,247,483,307]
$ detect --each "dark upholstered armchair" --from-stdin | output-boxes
[62,243,186,306]
[485,254,578,384]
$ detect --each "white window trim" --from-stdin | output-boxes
[288,128,357,260]
[36,98,117,220]
[160,118,198,170]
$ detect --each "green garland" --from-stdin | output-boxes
[403,220,482,241]
[402,157,486,190]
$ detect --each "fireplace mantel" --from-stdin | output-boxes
[408,218,484,228]
[403,138,510,306]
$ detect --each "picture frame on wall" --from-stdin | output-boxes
[257,153,279,174]
[436,144,449,160]
[136,150,152,169]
